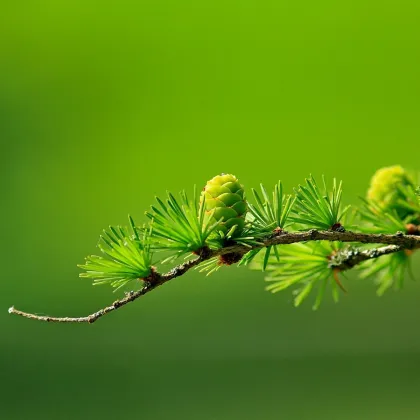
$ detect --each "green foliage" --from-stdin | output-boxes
[357,198,407,234]
[207,224,263,249]
[239,181,294,268]
[290,175,350,231]
[79,217,152,291]
[395,183,420,219]
[145,188,221,259]
[251,242,345,309]
[358,251,413,296]
[248,181,294,231]
[195,256,222,276]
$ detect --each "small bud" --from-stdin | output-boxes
[406,224,419,235]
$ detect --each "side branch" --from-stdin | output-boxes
[329,244,403,271]
[8,230,419,323]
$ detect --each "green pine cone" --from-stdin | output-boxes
[201,174,247,236]
[367,165,415,217]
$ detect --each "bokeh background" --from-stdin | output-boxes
[2,1,420,419]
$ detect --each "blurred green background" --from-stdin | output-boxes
[2,1,420,419]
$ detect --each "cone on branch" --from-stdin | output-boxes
[367,165,415,218]
[201,174,247,237]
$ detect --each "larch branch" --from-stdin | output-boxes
[8,230,420,324]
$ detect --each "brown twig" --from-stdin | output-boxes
[8,230,420,324]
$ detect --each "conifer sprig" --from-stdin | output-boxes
[240,182,294,269]
[145,188,221,258]
[358,251,413,296]
[78,217,152,291]
[248,181,295,232]
[396,184,420,217]
[252,242,345,309]
[291,176,350,231]
[357,198,407,234]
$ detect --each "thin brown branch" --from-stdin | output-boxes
[8,257,204,324]
[216,229,420,256]
[8,230,420,324]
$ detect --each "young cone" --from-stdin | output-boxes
[201,174,247,237]
[367,165,415,218]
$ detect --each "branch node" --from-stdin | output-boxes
[271,227,286,238]
[331,223,345,232]
[197,246,212,259]
[218,252,243,266]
